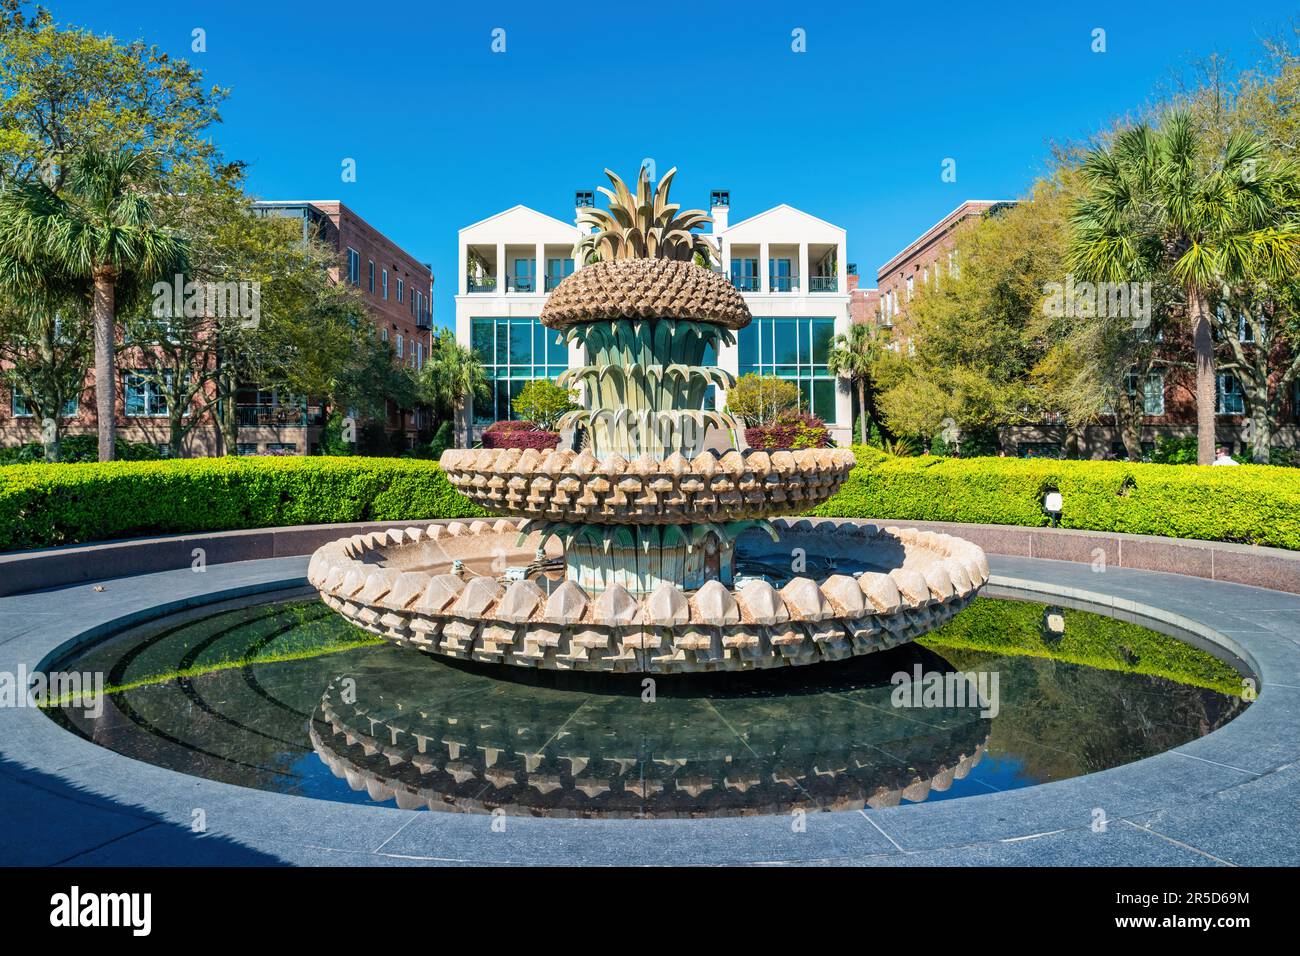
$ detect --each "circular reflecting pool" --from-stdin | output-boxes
[46,593,1249,818]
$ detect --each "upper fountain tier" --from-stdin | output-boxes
[539,258,751,331]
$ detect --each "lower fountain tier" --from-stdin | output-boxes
[306,518,991,674]
[534,520,775,594]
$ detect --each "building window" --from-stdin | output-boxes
[736,316,837,422]
[346,248,360,286]
[470,317,570,424]
[381,327,389,343]
[1216,373,1245,415]
[769,257,793,292]
[905,275,914,301]
[396,334,403,357]
[11,390,78,418]
[368,260,375,293]
[729,258,759,292]
[124,371,168,417]
[382,269,389,300]
[397,278,404,303]
[545,257,574,291]
[1125,370,1165,416]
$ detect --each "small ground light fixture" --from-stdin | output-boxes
[1043,491,1063,526]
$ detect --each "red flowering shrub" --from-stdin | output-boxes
[482,420,561,450]
[745,411,833,450]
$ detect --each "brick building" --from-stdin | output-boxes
[873,199,1300,458]
[0,200,432,457]
[248,201,433,454]
[876,200,1014,332]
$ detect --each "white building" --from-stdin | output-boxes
[455,189,854,445]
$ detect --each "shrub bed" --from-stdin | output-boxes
[745,411,832,450]
[0,456,487,552]
[809,447,1300,550]
[481,420,561,450]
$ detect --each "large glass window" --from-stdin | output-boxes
[769,257,792,292]
[730,258,758,291]
[346,248,360,286]
[736,317,837,422]
[470,317,569,423]
[124,370,169,417]
[545,257,574,291]
[1216,373,1245,415]
[12,390,78,417]
[1125,370,1165,416]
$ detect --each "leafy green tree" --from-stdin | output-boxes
[0,300,87,459]
[1070,110,1300,463]
[826,321,880,444]
[0,0,225,188]
[877,185,1068,441]
[0,145,186,460]
[421,335,488,449]
[725,373,799,426]
[511,378,578,432]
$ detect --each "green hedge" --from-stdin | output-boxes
[809,446,1300,550]
[0,456,488,552]
[4,448,1299,553]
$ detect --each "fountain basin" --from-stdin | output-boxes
[306,518,989,674]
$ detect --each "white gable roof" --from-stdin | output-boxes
[460,204,578,241]
[723,203,845,241]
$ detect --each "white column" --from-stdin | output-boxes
[834,302,852,442]
[458,242,468,296]
[535,242,545,294]
[759,241,769,293]
[720,237,731,280]
[496,242,506,293]
[798,242,809,294]
[837,238,847,294]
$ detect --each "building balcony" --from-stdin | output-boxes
[505,275,538,293]
[732,275,760,292]
[467,277,497,294]
[808,275,838,292]
[544,274,569,292]
[236,404,310,428]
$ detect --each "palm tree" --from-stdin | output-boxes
[576,166,715,264]
[423,335,489,449]
[1070,111,1300,464]
[0,147,186,461]
[827,322,879,444]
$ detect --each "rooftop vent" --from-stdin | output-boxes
[710,190,730,208]
[575,190,595,208]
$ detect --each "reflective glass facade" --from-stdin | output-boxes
[470,317,569,423]
[736,316,837,421]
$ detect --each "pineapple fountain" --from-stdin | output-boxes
[308,166,988,674]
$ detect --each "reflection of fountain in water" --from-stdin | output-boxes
[306,654,992,818]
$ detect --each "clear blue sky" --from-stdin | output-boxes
[50,0,1300,330]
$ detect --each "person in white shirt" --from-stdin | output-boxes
[1211,445,1240,466]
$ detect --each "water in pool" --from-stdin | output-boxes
[47,594,1248,818]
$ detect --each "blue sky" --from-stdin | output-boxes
[50,0,1300,330]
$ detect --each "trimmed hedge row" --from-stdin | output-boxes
[809,446,1300,550]
[0,456,488,552]
[3,448,1298,553]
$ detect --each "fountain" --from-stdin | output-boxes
[307,166,989,673]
